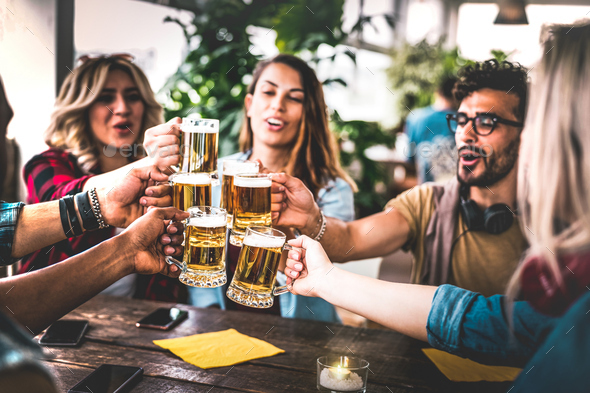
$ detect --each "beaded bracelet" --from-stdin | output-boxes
[312,210,327,242]
[89,188,109,229]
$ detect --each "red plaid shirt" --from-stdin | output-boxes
[21,148,182,302]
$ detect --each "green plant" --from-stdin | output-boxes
[331,111,396,218]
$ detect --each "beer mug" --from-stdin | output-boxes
[226,226,302,308]
[179,118,219,173]
[169,172,212,212]
[230,173,272,246]
[221,160,260,226]
[166,206,227,288]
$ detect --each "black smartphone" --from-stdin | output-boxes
[39,320,89,346]
[135,307,188,330]
[68,364,143,393]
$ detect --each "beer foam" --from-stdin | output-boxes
[233,175,271,188]
[188,215,226,228]
[172,173,211,185]
[181,118,219,133]
[223,161,259,176]
[243,232,285,249]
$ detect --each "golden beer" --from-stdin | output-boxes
[232,174,272,236]
[226,227,300,308]
[171,173,212,211]
[166,206,227,288]
[179,118,219,173]
[221,160,259,225]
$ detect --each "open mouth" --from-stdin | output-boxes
[459,150,481,166]
[266,117,284,129]
[113,123,132,133]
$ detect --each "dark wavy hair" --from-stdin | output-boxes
[239,54,357,197]
[453,59,529,121]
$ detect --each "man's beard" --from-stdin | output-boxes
[457,137,520,187]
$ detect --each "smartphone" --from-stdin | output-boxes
[39,320,89,346]
[135,307,188,330]
[68,364,143,393]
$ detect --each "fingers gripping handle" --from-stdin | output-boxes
[273,244,302,296]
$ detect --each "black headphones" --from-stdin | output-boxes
[459,185,514,235]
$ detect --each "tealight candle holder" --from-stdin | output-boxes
[317,356,369,392]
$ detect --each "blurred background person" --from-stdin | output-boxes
[404,76,458,184]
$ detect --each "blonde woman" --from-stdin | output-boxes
[22,55,181,301]
[281,20,590,390]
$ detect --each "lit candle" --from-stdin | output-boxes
[328,365,351,380]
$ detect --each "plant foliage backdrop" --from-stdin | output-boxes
[160,0,396,217]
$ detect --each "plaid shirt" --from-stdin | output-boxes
[21,148,182,302]
[0,201,25,266]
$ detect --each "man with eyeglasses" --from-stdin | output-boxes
[271,59,528,297]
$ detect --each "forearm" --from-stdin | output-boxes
[317,267,436,341]
[11,202,65,258]
[1,236,133,334]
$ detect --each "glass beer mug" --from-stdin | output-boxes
[226,226,302,308]
[179,118,219,173]
[220,160,260,226]
[166,206,227,288]
[169,172,212,212]
[230,173,272,246]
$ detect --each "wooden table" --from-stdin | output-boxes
[42,295,511,392]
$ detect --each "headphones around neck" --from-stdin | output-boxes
[459,185,515,235]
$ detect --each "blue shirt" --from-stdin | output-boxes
[189,152,355,323]
[427,284,557,367]
[405,106,456,183]
[0,201,24,266]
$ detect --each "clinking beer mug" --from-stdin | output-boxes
[229,173,272,246]
[226,226,303,308]
[179,118,219,173]
[168,172,212,212]
[166,206,227,288]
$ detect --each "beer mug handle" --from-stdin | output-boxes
[272,244,303,296]
[165,256,185,271]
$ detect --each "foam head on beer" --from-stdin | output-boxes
[171,172,212,211]
[233,174,272,188]
[179,118,220,173]
[243,231,285,250]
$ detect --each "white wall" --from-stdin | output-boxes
[0,0,56,200]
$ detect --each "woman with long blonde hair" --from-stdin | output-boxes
[22,55,181,301]
[282,20,590,390]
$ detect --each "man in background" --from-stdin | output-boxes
[405,76,458,183]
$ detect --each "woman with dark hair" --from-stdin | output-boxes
[186,54,357,322]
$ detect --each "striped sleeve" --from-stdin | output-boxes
[24,149,93,203]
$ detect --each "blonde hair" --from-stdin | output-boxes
[45,56,163,173]
[239,54,357,198]
[507,20,590,298]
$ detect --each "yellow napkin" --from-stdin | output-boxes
[422,348,522,382]
[154,328,284,369]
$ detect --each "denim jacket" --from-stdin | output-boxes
[427,284,557,367]
[188,152,355,323]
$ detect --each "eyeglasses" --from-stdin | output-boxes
[446,113,523,136]
[77,53,135,65]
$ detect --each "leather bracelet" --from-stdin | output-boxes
[63,195,83,236]
[59,198,73,237]
[75,191,99,230]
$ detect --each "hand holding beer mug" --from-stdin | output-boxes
[169,172,212,212]
[221,160,260,226]
[230,173,272,245]
[226,226,303,308]
[179,118,219,173]
[166,206,227,287]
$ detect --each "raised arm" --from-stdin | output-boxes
[284,235,435,341]
[270,173,410,261]
[1,207,188,334]
[10,166,173,258]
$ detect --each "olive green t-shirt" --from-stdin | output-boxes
[386,184,527,297]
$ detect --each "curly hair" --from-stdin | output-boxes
[45,56,163,173]
[239,54,357,197]
[453,59,529,121]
